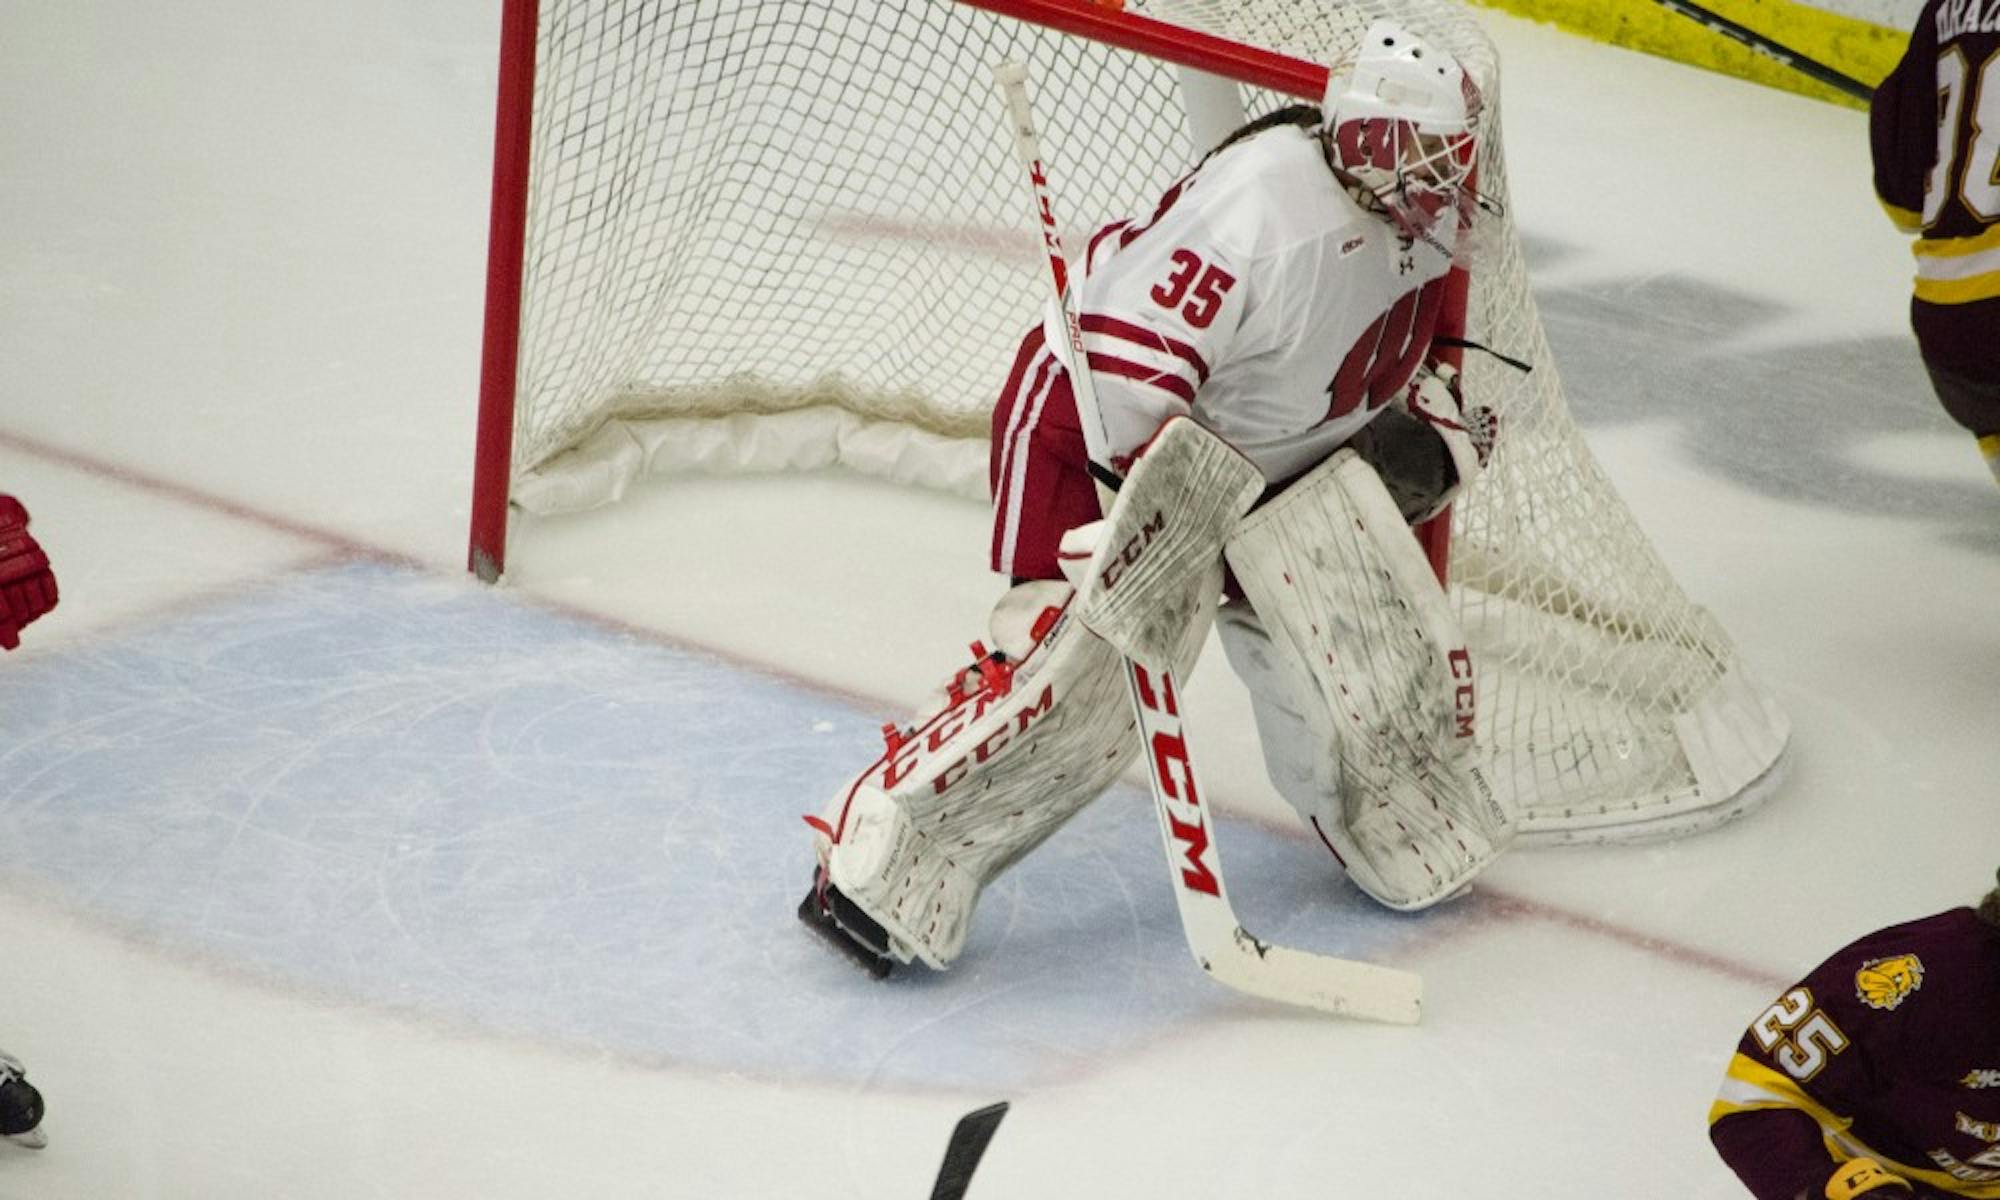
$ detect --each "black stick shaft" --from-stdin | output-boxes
[1649,0,1874,100]
[929,1101,1010,1200]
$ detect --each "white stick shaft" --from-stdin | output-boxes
[989,60,1111,473]
[1126,659,1421,1024]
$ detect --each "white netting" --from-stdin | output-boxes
[498,0,1789,840]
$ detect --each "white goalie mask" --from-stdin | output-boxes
[1321,21,1483,246]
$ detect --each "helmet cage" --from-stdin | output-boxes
[1321,22,1483,242]
[1329,117,1477,238]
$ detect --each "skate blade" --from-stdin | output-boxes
[797,886,895,979]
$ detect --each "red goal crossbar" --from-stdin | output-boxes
[956,0,1329,98]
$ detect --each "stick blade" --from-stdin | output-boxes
[929,1100,1010,1200]
[1203,930,1423,1024]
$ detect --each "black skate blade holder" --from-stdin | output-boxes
[797,875,896,979]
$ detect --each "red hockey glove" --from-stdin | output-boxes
[0,496,58,650]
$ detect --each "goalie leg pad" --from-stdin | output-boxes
[1214,600,1339,849]
[808,584,1138,968]
[1058,415,1263,671]
[1223,449,1516,911]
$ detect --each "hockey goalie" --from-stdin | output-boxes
[800,22,1516,979]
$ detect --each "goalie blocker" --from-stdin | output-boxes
[801,418,1513,976]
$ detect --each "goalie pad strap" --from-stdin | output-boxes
[1223,449,1515,910]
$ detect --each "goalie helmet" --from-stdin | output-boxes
[1320,21,1483,245]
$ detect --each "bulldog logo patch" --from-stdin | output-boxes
[1855,954,1924,1011]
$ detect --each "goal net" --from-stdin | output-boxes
[468,0,1790,843]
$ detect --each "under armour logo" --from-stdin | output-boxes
[1397,253,1416,275]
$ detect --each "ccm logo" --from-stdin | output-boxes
[1132,665,1221,897]
[1448,648,1475,739]
[879,684,1057,796]
[1100,510,1166,592]
[1029,162,1071,295]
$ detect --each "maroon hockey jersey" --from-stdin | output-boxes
[1870,0,2000,375]
[1710,907,2000,1198]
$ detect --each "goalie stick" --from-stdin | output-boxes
[989,59,1422,1024]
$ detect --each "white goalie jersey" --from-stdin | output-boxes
[1063,122,1457,484]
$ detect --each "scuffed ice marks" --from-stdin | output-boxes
[0,561,1451,1091]
[1522,231,1997,554]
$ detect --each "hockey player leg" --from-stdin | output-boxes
[0,496,57,652]
[0,1051,45,1150]
[1214,599,1337,837]
[806,410,1262,974]
[1223,448,1516,911]
[1048,418,1420,1020]
[800,580,1137,972]
[1921,358,2000,487]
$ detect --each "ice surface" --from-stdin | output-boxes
[1,3,1996,1198]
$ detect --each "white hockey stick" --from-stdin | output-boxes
[989,59,1422,1024]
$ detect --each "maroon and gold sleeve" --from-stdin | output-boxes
[1709,909,2000,1199]
[1869,0,1937,231]
[1711,1105,1841,1199]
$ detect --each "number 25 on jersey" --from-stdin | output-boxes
[1750,988,1851,1082]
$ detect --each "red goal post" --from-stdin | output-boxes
[468,0,537,587]
[465,0,1789,845]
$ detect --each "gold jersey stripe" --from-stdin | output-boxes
[1709,1055,2000,1198]
[1913,271,2000,304]
[1881,197,1924,233]
[1911,235,2000,302]
[1912,223,2000,258]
